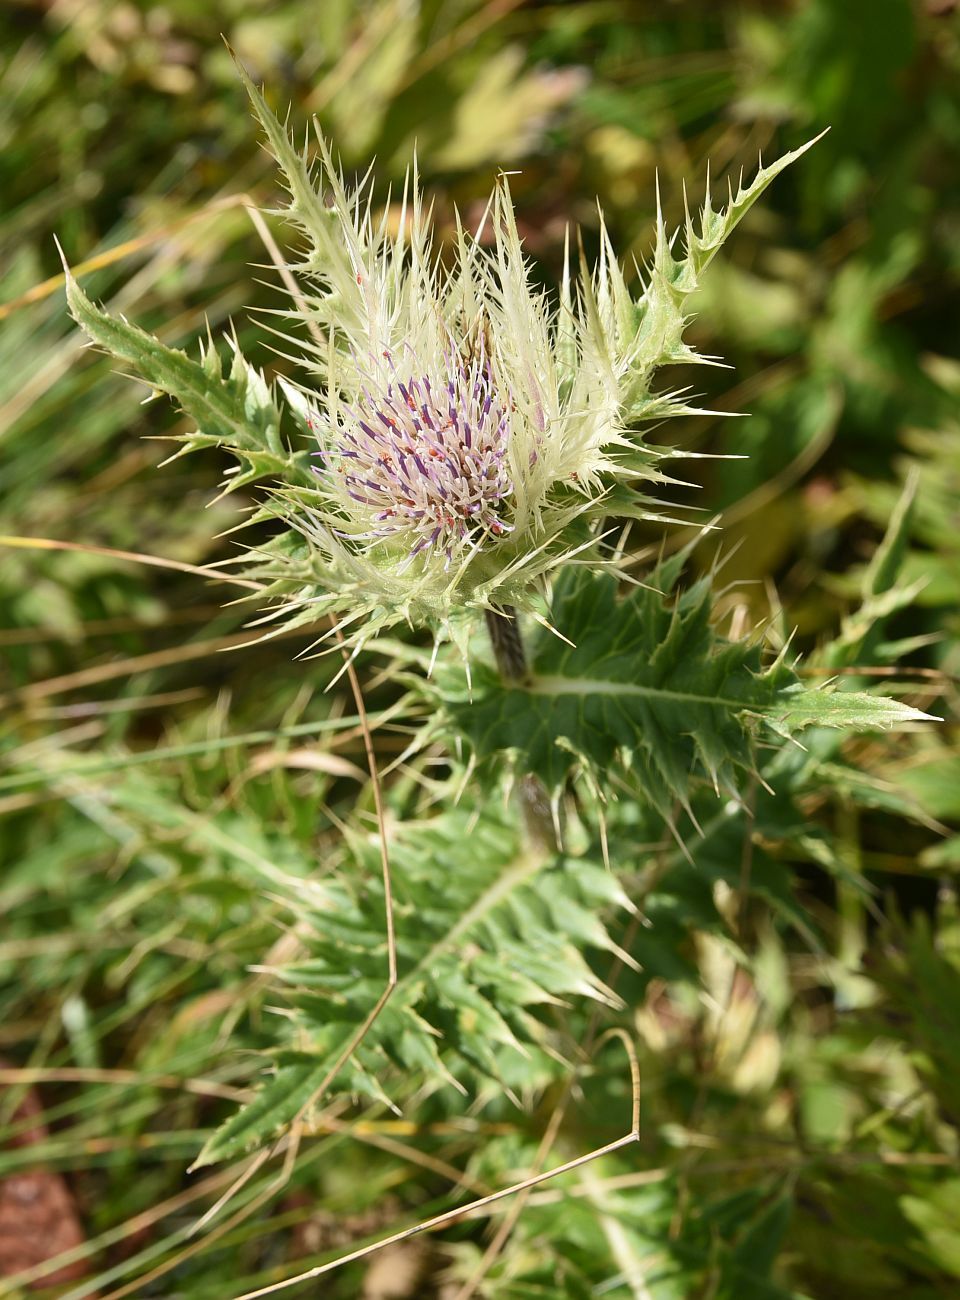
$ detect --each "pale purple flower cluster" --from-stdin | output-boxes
[328,343,515,567]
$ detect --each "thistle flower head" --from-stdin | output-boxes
[318,336,517,568]
[66,63,821,659]
[271,173,601,641]
[219,63,821,658]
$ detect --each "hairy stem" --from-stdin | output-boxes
[484,604,528,683]
[484,605,556,848]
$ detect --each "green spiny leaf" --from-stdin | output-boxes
[195,800,630,1163]
[192,1063,317,1168]
[446,564,932,819]
[233,55,340,265]
[768,682,935,733]
[624,133,827,401]
[63,267,311,490]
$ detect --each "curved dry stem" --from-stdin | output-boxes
[231,1031,642,1300]
[452,1025,641,1300]
[0,191,262,323]
[0,535,265,590]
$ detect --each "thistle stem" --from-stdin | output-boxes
[484,604,528,683]
[484,605,556,849]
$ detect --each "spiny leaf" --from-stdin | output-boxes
[192,1064,317,1169]
[446,562,932,820]
[610,134,827,408]
[768,683,935,734]
[233,55,337,257]
[681,133,829,286]
[448,564,781,818]
[63,267,312,489]
[196,801,631,1163]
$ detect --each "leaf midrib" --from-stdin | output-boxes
[528,674,750,711]
[407,843,549,982]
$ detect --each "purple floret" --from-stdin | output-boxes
[328,340,515,566]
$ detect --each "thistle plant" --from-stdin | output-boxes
[60,66,936,1230]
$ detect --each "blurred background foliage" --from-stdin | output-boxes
[2,0,960,1296]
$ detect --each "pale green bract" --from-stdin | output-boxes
[63,63,824,657]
